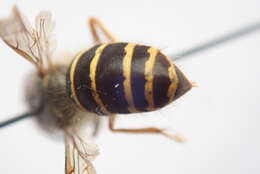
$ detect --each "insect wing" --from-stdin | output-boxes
[65,131,99,174]
[34,10,56,67]
[0,6,56,70]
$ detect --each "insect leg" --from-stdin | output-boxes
[108,115,185,143]
[88,17,117,44]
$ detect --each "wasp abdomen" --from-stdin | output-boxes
[67,42,191,115]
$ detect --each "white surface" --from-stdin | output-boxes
[0,0,260,174]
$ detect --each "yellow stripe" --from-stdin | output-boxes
[89,44,110,114]
[163,56,179,102]
[70,50,87,110]
[167,63,178,102]
[144,47,158,110]
[123,43,137,112]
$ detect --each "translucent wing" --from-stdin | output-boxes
[34,10,56,68]
[65,129,99,174]
[0,6,56,74]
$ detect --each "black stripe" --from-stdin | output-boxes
[95,43,130,113]
[153,52,171,108]
[72,45,105,115]
[131,45,150,112]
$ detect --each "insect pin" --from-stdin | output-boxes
[0,6,192,174]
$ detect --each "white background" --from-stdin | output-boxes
[0,0,260,174]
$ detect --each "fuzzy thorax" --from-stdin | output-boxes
[25,65,98,133]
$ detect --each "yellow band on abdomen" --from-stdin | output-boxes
[122,43,137,112]
[89,44,110,114]
[144,47,158,110]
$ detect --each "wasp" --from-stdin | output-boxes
[0,6,192,174]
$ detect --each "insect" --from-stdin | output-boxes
[0,6,192,174]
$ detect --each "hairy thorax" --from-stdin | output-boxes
[25,65,97,133]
